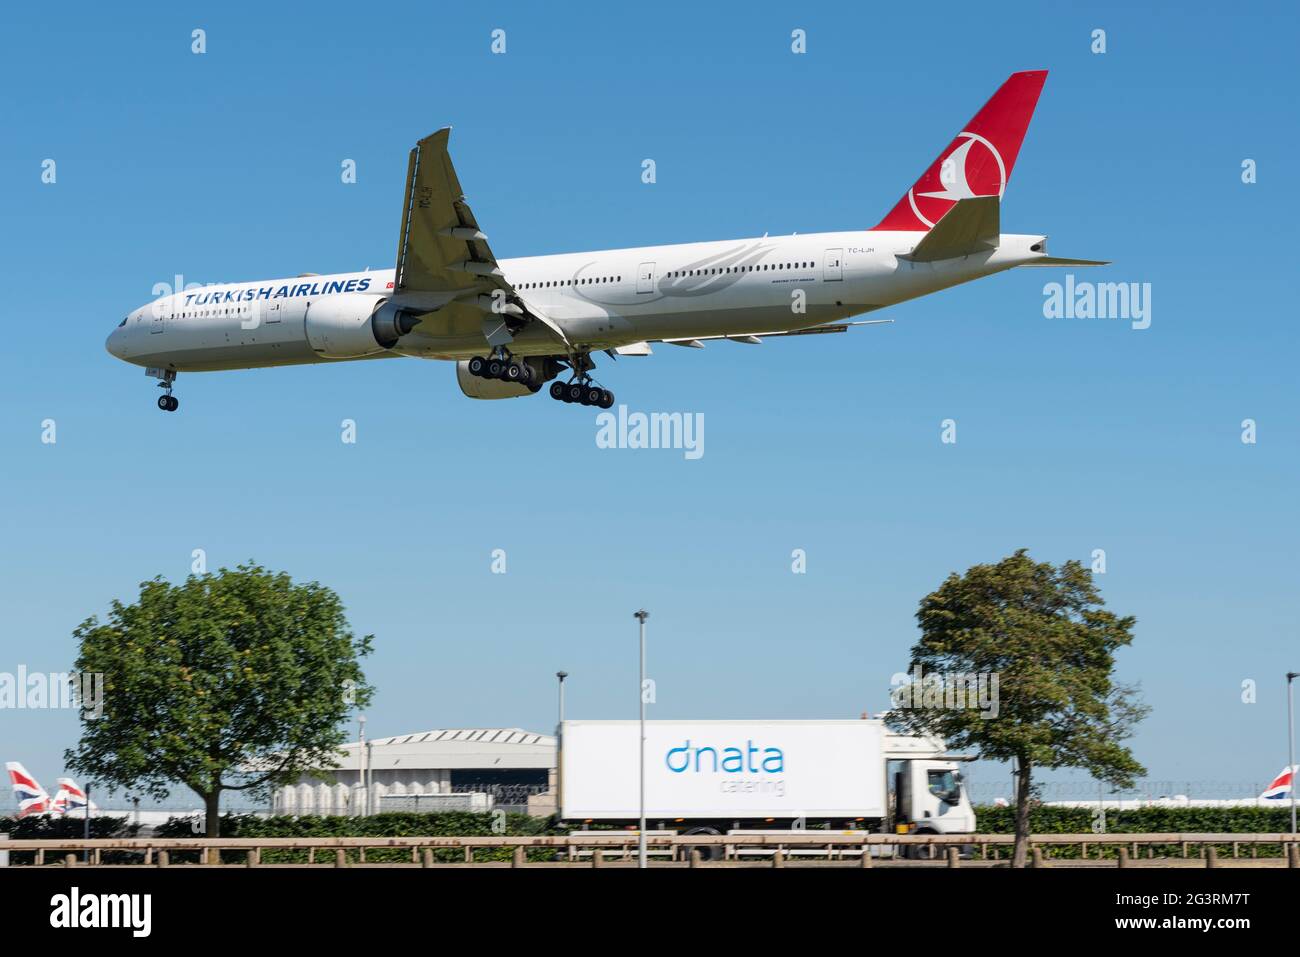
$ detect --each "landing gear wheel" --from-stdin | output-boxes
[565,383,585,404]
[584,386,603,406]
[148,369,179,411]
[597,389,615,410]
[487,359,505,379]
[549,382,566,400]
[506,361,524,382]
[468,356,487,377]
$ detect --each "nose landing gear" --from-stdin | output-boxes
[147,367,179,412]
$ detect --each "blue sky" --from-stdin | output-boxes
[2,0,1297,809]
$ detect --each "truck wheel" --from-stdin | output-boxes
[684,826,723,862]
[906,832,938,860]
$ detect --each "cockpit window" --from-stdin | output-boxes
[118,317,127,327]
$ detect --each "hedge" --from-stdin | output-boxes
[151,811,563,864]
[1,815,138,865]
[973,805,1296,859]
[5,806,1294,863]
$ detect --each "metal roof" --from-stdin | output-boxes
[330,728,556,772]
[369,728,551,747]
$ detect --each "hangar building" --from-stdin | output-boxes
[272,727,556,817]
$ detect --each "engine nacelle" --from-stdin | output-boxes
[304,295,419,358]
[456,358,557,400]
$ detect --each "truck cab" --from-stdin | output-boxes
[884,731,976,849]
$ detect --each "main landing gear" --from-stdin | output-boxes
[547,351,615,408]
[466,350,615,409]
[148,368,179,412]
[466,352,540,389]
[548,378,614,409]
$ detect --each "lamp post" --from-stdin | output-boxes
[83,781,92,863]
[1288,672,1298,835]
[366,738,374,817]
[358,714,367,817]
[556,670,568,817]
[634,609,649,869]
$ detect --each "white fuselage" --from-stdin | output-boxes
[106,230,1047,372]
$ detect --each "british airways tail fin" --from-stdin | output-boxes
[5,761,52,817]
[1260,765,1297,800]
[873,70,1048,232]
[52,777,97,816]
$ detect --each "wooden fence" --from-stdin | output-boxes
[3,832,1299,867]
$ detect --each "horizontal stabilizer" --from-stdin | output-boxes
[1020,255,1110,267]
[901,196,999,262]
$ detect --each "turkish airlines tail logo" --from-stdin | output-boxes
[873,70,1048,231]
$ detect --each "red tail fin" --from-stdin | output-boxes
[873,70,1048,231]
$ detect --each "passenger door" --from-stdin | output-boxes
[823,248,843,282]
[636,261,656,294]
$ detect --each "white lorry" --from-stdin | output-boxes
[558,718,975,856]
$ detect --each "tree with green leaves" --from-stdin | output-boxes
[66,563,374,838]
[888,549,1148,868]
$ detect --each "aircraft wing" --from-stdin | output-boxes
[657,319,892,350]
[393,129,570,348]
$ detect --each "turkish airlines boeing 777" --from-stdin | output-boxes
[106,70,1104,412]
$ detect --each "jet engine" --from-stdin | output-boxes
[304,295,419,358]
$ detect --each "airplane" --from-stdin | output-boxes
[50,777,98,816]
[1044,765,1300,809]
[5,761,52,817]
[105,69,1105,412]
[1260,765,1296,801]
